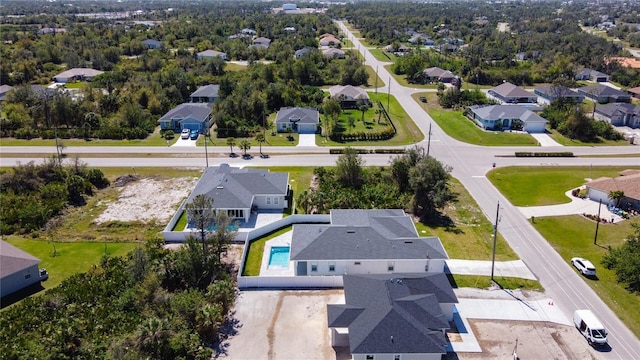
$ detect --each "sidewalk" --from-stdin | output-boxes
[516,189,624,223]
[446,259,537,280]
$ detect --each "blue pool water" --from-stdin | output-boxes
[268,246,290,268]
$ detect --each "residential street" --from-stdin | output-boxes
[0,22,639,360]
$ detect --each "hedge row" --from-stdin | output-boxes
[515,152,574,157]
[10,127,150,140]
[329,127,395,142]
[329,148,406,154]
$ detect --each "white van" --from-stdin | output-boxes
[573,310,608,346]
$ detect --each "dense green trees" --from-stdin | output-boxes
[0,159,110,234]
[0,238,237,359]
[298,147,456,221]
[541,100,623,142]
[602,224,640,293]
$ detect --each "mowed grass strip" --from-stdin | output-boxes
[449,274,543,291]
[533,215,640,338]
[487,166,635,206]
[5,238,139,289]
[242,225,292,276]
[414,93,538,146]
[415,177,518,261]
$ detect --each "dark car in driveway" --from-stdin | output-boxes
[189,129,199,140]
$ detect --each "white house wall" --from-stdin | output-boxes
[0,264,41,298]
[353,353,442,360]
[587,188,612,206]
[254,195,287,209]
[301,259,444,276]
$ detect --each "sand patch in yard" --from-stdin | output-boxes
[95,177,198,224]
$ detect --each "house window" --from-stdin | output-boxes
[354,262,361,265]
[266,197,271,205]
[329,262,335,272]
[274,197,279,205]
[394,356,401,360]
[311,262,318,272]
[425,263,429,272]
[366,356,374,360]
[24,270,31,279]
[388,261,395,271]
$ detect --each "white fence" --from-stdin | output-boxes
[238,275,343,289]
[162,200,187,242]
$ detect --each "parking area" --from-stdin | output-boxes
[219,289,348,360]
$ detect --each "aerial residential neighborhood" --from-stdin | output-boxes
[1,1,639,359]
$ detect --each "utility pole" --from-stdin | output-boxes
[426,122,432,158]
[387,77,391,110]
[491,201,500,282]
[375,65,378,94]
[594,199,602,244]
[204,127,209,168]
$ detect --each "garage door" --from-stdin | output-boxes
[297,124,317,134]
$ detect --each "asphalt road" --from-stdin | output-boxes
[0,22,638,360]
[336,20,640,359]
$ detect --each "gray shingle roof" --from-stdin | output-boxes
[197,50,226,58]
[534,85,581,98]
[595,102,640,118]
[190,85,220,98]
[577,84,628,97]
[185,164,289,209]
[469,105,547,124]
[328,85,369,100]
[328,273,456,354]
[142,39,161,47]
[489,82,535,98]
[423,67,454,78]
[290,209,448,261]
[1,240,40,278]
[158,103,212,123]
[275,107,319,124]
[54,68,104,80]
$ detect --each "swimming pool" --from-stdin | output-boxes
[268,246,290,268]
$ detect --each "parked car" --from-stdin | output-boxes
[39,268,49,281]
[190,129,199,140]
[419,96,427,103]
[181,129,190,139]
[571,257,596,276]
[574,310,608,346]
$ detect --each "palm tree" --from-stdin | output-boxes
[255,133,265,154]
[239,139,251,156]
[226,137,236,155]
[608,190,625,208]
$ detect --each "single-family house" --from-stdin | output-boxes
[274,107,320,134]
[467,105,548,133]
[0,84,13,105]
[586,170,640,211]
[423,67,456,84]
[284,26,296,32]
[190,85,220,104]
[241,28,257,36]
[142,39,162,49]
[488,82,537,104]
[322,48,345,59]
[184,164,289,223]
[577,84,631,104]
[329,85,370,109]
[38,27,66,35]
[295,48,313,59]
[251,37,271,49]
[53,68,104,83]
[384,44,409,53]
[197,50,228,61]
[1,240,44,298]
[408,33,434,45]
[319,35,341,47]
[157,103,212,133]
[575,68,610,82]
[534,85,584,103]
[290,209,448,276]
[328,272,457,360]
[627,86,640,99]
[594,103,640,128]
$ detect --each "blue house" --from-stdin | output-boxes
[142,39,162,49]
[158,103,212,133]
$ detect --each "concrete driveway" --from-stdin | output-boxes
[171,136,197,147]
[219,289,347,360]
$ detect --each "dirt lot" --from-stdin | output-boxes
[449,320,597,360]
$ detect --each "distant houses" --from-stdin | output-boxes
[322,48,345,59]
[488,82,537,104]
[190,85,220,104]
[534,85,584,104]
[53,68,104,83]
[197,50,228,61]
[319,34,341,47]
[142,39,162,49]
[577,84,631,104]
[423,67,456,84]
[594,103,640,128]
[575,68,610,82]
[251,37,272,49]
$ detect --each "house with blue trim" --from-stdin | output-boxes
[467,105,547,133]
[157,103,212,133]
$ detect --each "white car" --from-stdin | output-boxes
[571,257,596,277]
[180,129,190,139]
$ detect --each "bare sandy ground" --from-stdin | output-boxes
[95,177,198,224]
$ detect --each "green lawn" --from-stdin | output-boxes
[242,225,292,276]
[5,238,139,289]
[547,129,630,147]
[487,166,635,206]
[317,92,424,146]
[450,274,543,291]
[415,178,518,261]
[364,65,385,89]
[416,93,538,146]
[533,215,640,338]
[369,48,395,62]
[384,64,438,89]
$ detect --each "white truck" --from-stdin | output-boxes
[573,310,608,346]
